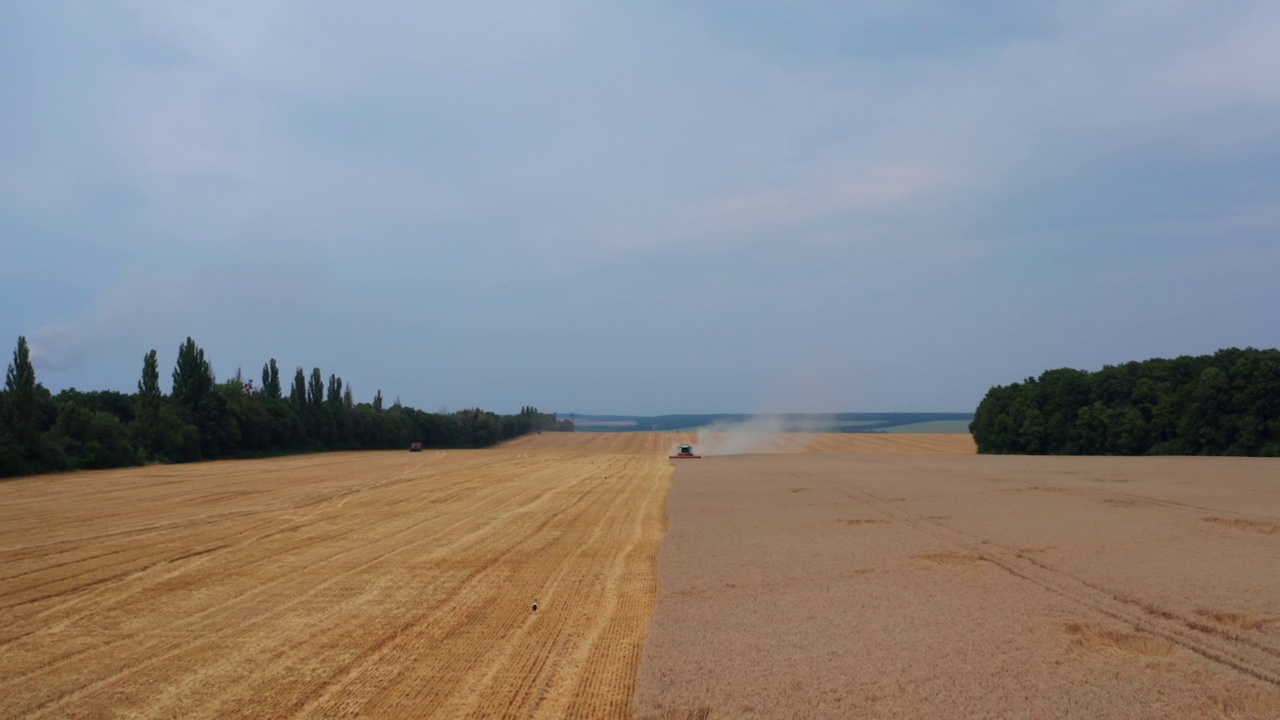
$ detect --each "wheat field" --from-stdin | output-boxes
[12,432,1270,719]
[635,453,1280,719]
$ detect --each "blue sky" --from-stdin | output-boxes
[2,1,1277,414]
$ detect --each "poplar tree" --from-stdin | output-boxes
[171,337,230,458]
[267,359,282,399]
[260,359,282,400]
[171,337,213,412]
[5,336,38,458]
[308,368,324,409]
[290,367,306,407]
[135,349,162,456]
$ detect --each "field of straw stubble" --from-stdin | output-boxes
[3,432,1277,719]
[0,433,672,719]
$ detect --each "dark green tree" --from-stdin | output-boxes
[170,337,238,458]
[0,413,18,476]
[56,400,138,470]
[308,368,324,409]
[305,368,328,443]
[5,336,39,461]
[261,359,282,400]
[326,374,343,406]
[290,367,307,408]
[172,337,214,411]
[333,379,354,445]
[135,349,163,457]
[1,334,563,477]
[974,348,1280,456]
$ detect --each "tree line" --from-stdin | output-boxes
[970,347,1280,456]
[0,336,572,478]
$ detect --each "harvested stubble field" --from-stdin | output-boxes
[635,451,1280,719]
[0,433,675,719]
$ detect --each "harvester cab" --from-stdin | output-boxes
[669,444,701,459]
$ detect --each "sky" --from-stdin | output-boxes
[2,1,1278,415]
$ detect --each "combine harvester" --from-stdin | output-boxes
[669,444,701,459]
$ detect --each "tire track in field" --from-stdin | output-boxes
[288,460,616,717]
[0,515,282,614]
[3,455,504,627]
[988,474,1280,526]
[442,476,625,718]
[561,458,669,719]
[8,458,529,696]
[383,467,631,716]
[356,452,667,720]
[0,461,440,599]
[139,458,582,720]
[0,454,485,556]
[1080,484,1280,524]
[490,459,654,719]
[165,450,614,712]
[462,477,632,719]
[816,472,1280,689]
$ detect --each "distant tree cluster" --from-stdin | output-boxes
[970,348,1280,456]
[0,336,572,478]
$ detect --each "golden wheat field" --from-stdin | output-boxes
[0,433,679,719]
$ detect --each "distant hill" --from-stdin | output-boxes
[569,413,973,434]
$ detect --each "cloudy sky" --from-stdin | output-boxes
[2,1,1278,415]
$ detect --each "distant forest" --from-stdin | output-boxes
[572,412,973,433]
[0,335,572,478]
[970,347,1280,456]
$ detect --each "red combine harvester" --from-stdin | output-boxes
[669,444,701,459]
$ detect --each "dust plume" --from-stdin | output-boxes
[693,413,838,456]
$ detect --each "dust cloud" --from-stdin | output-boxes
[693,414,838,456]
